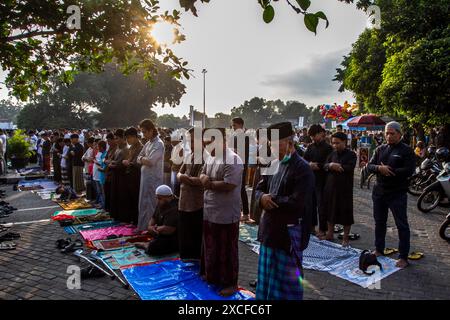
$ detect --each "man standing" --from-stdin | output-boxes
[368,121,416,268]
[231,117,251,223]
[137,119,164,231]
[255,122,315,300]
[200,128,243,297]
[177,127,205,260]
[41,132,52,174]
[69,134,85,194]
[303,124,333,236]
[321,132,357,246]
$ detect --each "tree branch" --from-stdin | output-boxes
[286,0,305,14]
[0,27,75,43]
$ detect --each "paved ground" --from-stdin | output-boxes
[0,173,449,300]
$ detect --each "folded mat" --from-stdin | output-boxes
[18,179,58,191]
[64,220,120,234]
[80,225,137,241]
[56,198,93,210]
[97,246,178,270]
[238,224,400,288]
[121,259,255,300]
[89,235,152,250]
[53,208,100,218]
[239,223,260,254]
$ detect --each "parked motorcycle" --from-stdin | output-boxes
[439,213,450,241]
[417,162,450,213]
[409,147,449,196]
[408,158,443,196]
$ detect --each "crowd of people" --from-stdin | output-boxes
[6,119,448,300]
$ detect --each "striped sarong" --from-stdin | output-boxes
[61,167,70,186]
[256,245,304,300]
[72,166,85,193]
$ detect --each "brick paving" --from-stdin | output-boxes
[0,173,449,300]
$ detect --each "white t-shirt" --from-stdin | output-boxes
[82,147,93,174]
[61,145,69,168]
[0,134,6,153]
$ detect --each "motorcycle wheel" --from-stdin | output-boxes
[439,219,450,241]
[408,175,425,196]
[417,190,441,213]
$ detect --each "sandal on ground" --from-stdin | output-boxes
[56,238,72,249]
[338,232,360,240]
[0,232,20,242]
[383,248,398,255]
[60,239,83,253]
[0,225,10,233]
[408,252,424,260]
[0,242,16,250]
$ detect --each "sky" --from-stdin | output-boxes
[0,0,369,118]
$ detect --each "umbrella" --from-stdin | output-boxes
[347,114,386,128]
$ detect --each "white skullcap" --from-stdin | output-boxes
[155,185,173,196]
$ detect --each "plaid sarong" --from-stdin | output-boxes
[256,245,304,300]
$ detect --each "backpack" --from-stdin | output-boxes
[359,250,383,275]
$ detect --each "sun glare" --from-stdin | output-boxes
[150,21,175,47]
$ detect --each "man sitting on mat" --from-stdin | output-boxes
[136,185,179,256]
[56,185,79,201]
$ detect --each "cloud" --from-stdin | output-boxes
[261,49,349,99]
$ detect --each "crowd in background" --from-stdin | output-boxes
[0,119,447,299]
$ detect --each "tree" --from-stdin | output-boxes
[79,62,185,127]
[16,94,93,129]
[0,99,21,122]
[1,0,188,101]
[334,0,449,127]
[209,112,232,128]
[231,97,275,128]
[1,0,372,101]
[156,114,188,128]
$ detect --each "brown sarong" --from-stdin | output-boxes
[200,221,239,288]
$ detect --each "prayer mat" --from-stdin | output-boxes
[96,246,178,270]
[63,220,121,235]
[79,225,137,241]
[302,236,400,288]
[238,224,401,288]
[18,179,58,191]
[56,198,93,210]
[239,223,260,254]
[89,235,152,250]
[121,259,255,300]
[52,208,100,218]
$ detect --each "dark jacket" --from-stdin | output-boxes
[303,140,333,187]
[255,152,315,252]
[368,142,416,195]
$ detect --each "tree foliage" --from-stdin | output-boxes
[230,97,322,128]
[16,61,185,129]
[334,0,450,126]
[0,0,188,101]
[0,99,21,122]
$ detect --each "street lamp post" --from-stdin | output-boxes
[202,68,207,128]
